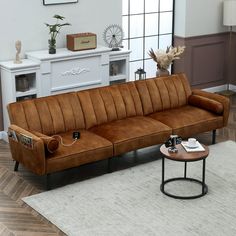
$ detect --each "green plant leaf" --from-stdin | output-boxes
[45,14,71,42]
[53,14,65,20]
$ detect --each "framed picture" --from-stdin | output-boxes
[43,0,78,5]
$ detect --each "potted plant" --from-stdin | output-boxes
[148,46,185,77]
[45,14,71,54]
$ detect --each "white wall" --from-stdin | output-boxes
[0,0,121,61]
[175,0,227,37]
[174,0,187,37]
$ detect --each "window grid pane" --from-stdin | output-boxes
[159,12,173,34]
[145,13,159,36]
[130,38,144,61]
[122,0,174,79]
[145,0,159,13]
[130,15,144,38]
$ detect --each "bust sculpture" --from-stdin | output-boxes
[14,40,22,64]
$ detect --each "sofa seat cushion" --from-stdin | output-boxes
[149,105,223,138]
[89,116,172,156]
[46,130,113,173]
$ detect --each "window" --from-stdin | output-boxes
[122,0,175,80]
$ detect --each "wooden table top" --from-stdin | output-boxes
[160,143,209,162]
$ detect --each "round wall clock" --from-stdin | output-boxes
[103,24,124,51]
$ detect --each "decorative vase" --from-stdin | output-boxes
[156,69,169,77]
[48,39,56,54]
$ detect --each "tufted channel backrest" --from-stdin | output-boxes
[134,73,192,115]
[77,82,143,129]
[7,92,86,136]
[7,73,192,134]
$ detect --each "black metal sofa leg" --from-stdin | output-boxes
[14,161,19,171]
[107,157,112,173]
[46,174,51,190]
[212,129,216,144]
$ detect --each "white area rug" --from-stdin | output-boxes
[23,141,236,236]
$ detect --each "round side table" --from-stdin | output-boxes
[160,143,209,199]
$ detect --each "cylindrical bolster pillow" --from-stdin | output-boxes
[188,94,224,114]
[31,131,59,153]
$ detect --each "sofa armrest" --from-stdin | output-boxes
[30,130,59,154]
[8,125,46,175]
[191,89,230,126]
[188,94,224,114]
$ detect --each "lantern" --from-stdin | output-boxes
[135,68,146,80]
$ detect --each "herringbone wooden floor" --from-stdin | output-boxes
[0,94,235,236]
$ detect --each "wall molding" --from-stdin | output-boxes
[174,32,229,41]
[191,40,226,86]
[173,32,235,89]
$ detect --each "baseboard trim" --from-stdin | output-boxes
[203,84,227,93]
[203,84,236,93]
[229,84,236,91]
[0,131,8,142]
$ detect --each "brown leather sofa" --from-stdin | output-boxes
[7,73,230,184]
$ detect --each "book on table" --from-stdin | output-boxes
[181,141,205,152]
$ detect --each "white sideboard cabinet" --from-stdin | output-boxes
[109,49,131,85]
[0,59,40,132]
[0,46,130,136]
[26,46,130,96]
[26,46,111,96]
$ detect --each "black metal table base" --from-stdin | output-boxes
[161,156,208,199]
[160,177,208,199]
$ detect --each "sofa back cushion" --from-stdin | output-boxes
[134,73,192,115]
[7,73,192,132]
[8,92,85,135]
[77,82,143,129]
